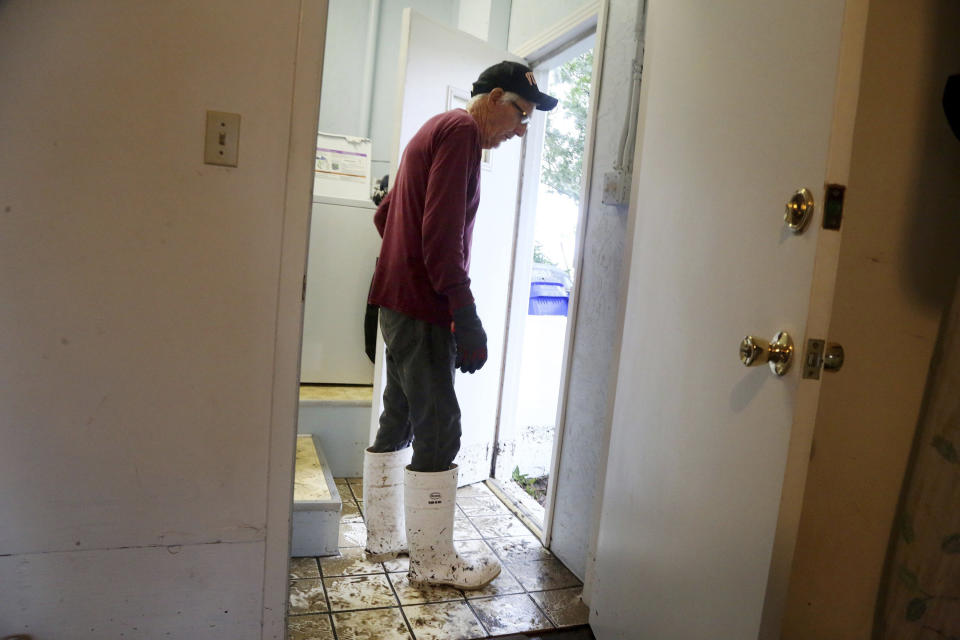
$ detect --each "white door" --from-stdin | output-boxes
[300,199,379,384]
[371,10,526,485]
[591,1,868,638]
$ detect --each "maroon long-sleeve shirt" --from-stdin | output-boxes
[369,109,482,325]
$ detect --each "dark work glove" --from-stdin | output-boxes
[364,263,379,363]
[364,303,379,363]
[452,303,487,374]
[945,74,960,141]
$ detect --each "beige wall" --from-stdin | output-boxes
[0,2,323,637]
[875,278,960,636]
[782,0,960,636]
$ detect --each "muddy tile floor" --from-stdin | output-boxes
[288,478,589,639]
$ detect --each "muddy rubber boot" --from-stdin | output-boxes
[405,464,501,589]
[362,446,413,557]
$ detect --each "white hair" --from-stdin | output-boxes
[466,90,523,110]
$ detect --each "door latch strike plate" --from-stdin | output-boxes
[803,338,825,379]
[823,183,845,230]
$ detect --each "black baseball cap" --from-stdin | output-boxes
[471,61,558,111]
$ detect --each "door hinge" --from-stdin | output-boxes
[301,274,307,302]
[803,338,845,379]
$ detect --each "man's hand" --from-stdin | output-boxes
[452,304,487,374]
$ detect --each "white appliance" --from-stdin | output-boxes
[300,133,380,384]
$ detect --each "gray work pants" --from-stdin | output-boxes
[370,307,461,472]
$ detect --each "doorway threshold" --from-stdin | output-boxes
[485,477,546,541]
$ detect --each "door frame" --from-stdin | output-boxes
[491,0,609,547]
[262,1,328,637]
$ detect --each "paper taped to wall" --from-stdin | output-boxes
[314,132,372,201]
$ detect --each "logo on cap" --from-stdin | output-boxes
[525,71,537,86]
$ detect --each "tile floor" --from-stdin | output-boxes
[288,477,589,640]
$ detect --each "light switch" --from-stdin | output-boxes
[204,110,241,167]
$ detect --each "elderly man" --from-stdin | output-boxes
[363,61,557,589]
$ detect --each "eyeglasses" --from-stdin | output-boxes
[509,101,530,126]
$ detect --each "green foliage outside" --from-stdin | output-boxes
[540,49,593,202]
[512,465,548,505]
[512,465,536,493]
[533,240,552,265]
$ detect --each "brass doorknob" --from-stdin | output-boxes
[739,331,794,376]
[739,335,766,366]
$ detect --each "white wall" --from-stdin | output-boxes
[781,0,960,635]
[318,0,459,180]
[0,1,322,637]
[458,0,492,40]
[488,0,514,50]
[317,0,375,136]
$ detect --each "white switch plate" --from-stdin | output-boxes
[204,110,241,167]
[602,169,629,206]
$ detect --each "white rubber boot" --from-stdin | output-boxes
[405,464,501,590]
[363,446,413,557]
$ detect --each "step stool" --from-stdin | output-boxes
[291,434,341,557]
